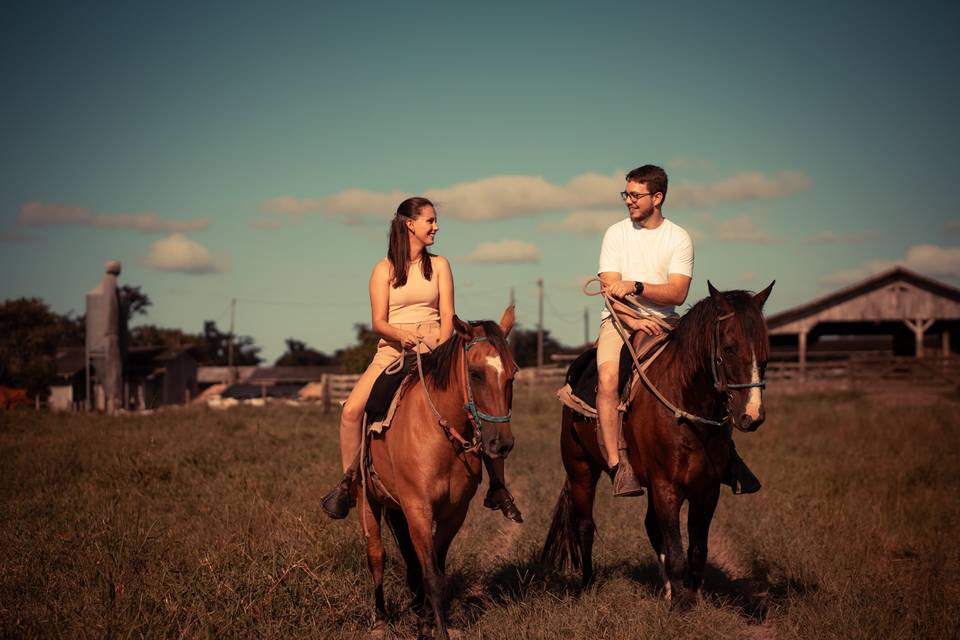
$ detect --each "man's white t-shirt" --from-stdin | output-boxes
[598,217,694,319]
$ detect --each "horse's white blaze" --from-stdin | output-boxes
[745,350,762,420]
[485,354,505,382]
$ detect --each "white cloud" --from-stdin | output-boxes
[669,171,810,209]
[803,229,880,244]
[539,210,624,234]
[459,239,542,264]
[0,229,32,243]
[258,168,811,226]
[140,234,228,274]
[714,214,784,243]
[251,217,284,230]
[818,244,960,287]
[18,202,209,233]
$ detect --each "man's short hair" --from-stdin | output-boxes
[625,165,668,204]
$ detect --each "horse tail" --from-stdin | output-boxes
[540,479,582,572]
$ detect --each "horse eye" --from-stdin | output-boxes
[723,344,737,354]
[469,369,483,381]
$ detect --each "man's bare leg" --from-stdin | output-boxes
[596,361,622,467]
[597,360,644,497]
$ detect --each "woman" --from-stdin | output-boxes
[321,197,522,522]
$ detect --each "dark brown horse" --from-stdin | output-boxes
[359,308,517,639]
[542,283,773,605]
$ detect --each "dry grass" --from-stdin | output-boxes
[1,386,958,639]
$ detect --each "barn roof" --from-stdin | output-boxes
[767,267,960,333]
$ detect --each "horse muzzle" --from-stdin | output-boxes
[735,407,765,432]
[484,432,514,458]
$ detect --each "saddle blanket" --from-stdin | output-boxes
[556,332,670,418]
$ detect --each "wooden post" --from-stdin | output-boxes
[322,374,331,414]
[943,330,951,357]
[904,318,934,358]
[798,329,808,382]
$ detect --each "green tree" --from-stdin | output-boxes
[197,320,262,366]
[336,324,380,374]
[118,285,151,319]
[0,298,80,399]
[274,339,336,367]
[129,324,200,349]
[509,326,567,368]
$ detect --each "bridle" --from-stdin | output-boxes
[600,290,764,428]
[412,334,513,455]
[710,311,767,393]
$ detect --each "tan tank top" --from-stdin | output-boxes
[388,258,440,324]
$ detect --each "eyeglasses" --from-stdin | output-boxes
[620,191,654,202]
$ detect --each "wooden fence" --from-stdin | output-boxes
[766,354,960,392]
[314,355,958,410]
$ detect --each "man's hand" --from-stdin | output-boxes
[604,279,636,299]
[621,316,664,336]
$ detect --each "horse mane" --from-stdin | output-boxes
[668,290,769,387]
[419,320,514,391]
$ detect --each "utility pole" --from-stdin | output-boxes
[584,307,590,345]
[508,287,516,355]
[228,298,237,382]
[537,279,544,369]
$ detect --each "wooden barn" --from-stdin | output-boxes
[765,267,960,386]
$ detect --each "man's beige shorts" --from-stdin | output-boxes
[596,316,676,367]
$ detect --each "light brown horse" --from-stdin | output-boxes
[543,283,773,606]
[359,307,517,639]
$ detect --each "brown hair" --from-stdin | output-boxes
[625,165,669,205]
[388,196,435,288]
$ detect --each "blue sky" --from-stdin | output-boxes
[2,1,959,361]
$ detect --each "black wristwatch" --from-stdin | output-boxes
[634,281,644,296]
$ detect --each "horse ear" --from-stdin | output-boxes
[753,280,775,309]
[452,315,472,339]
[498,305,515,339]
[707,280,731,311]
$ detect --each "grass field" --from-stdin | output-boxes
[2,387,959,639]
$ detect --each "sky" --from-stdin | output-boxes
[2,1,959,362]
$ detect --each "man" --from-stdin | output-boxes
[596,165,760,497]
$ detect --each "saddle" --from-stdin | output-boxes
[361,354,419,511]
[364,353,417,433]
[557,331,671,418]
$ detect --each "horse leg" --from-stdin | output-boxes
[384,509,425,613]
[651,485,688,606]
[686,485,720,599]
[359,493,389,632]
[434,506,469,576]
[404,508,449,639]
[644,495,669,598]
[569,462,601,587]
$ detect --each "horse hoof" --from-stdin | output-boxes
[369,620,392,639]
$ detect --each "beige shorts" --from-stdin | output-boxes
[344,321,443,414]
[369,320,443,369]
[596,316,675,367]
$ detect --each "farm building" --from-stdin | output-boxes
[765,267,960,385]
[50,345,200,411]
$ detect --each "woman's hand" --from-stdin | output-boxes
[398,330,421,349]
